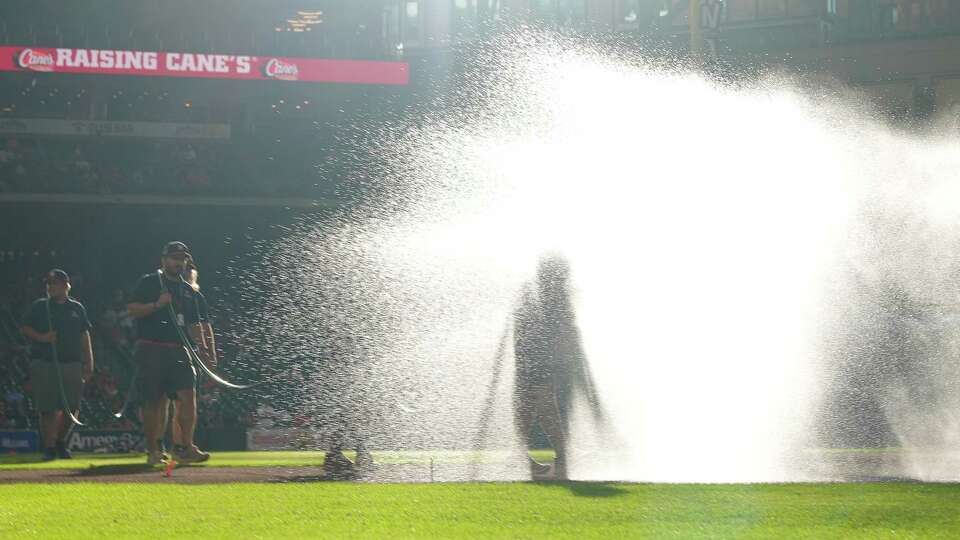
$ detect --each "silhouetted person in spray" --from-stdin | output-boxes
[320,325,374,479]
[475,253,609,479]
[512,254,576,478]
[322,415,373,479]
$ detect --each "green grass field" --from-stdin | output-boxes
[3,481,960,538]
[3,451,959,538]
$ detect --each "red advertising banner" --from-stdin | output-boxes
[0,46,408,85]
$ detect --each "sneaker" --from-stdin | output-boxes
[355,446,374,470]
[55,441,72,459]
[41,447,57,461]
[176,445,210,464]
[323,451,356,479]
[147,451,166,465]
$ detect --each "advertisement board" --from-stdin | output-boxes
[0,46,408,85]
[66,430,144,453]
[0,430,39,453]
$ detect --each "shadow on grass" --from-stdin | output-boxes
[0,454,50,465]
[271,470,361,483]
[272,475,330,483]
[74,464,157,476]
[0,453,146,467]
[534,480,629,498]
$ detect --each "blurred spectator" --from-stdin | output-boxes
[100,289,135,350]
[0,120,354,197]
[5,385,27,427]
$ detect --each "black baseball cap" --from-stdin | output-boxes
[45,269,70,283]
[162,241,191,257]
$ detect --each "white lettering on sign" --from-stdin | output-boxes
[167,53,234,73]
[67,431,143,451]
[237,56,251,74]
[1,437,30,448]
[17,49,54,71]
[700,0,726,31]
[263,58,299,81]
[5,45,408,85]
[56,48,159,70]
[166,53,181,71]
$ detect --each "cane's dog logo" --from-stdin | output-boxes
[263,58,299,81]
[15,49,55,72]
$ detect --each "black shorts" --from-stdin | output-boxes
[31,360,83,413]
[134,341,196,403]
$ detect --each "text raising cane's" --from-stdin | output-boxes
[18,48,254,74]
[2,45,409,85]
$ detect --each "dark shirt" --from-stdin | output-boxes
[131,272,207,343]
[513,283,555,386]
[513,275,583,389]
[21,297,92,363]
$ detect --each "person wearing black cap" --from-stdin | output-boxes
[166,257,216,459]
[20,269,94,460]
[127,241,214,465]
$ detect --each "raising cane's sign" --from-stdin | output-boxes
[2,46,408,85]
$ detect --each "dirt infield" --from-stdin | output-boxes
[0,465,321,484]
[1,450,949,484]
[0,462,539,484]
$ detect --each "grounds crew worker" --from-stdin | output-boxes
[128,241,214,465]
[20,269,94,460]
[512,255,572,479]
[166,258,216,458]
